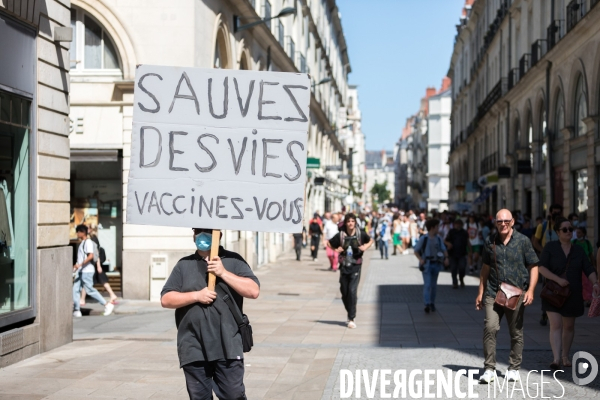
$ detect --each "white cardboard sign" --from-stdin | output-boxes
[126,65,310,233]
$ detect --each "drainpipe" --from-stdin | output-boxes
[546,0,555,205]
[546,61,553,206]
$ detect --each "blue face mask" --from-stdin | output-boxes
[195,233,212,251]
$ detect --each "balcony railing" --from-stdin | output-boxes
[547,20,564,50]
[567,0,587,32]
[508,68,520,90]
[481,153,498,175]
[477,78,507,120]
[531,39,547,67]
[519,53,531,78]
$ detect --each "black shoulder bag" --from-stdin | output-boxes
[217,282,253,353]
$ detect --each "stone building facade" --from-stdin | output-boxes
[67,0,354,300]
[0,1,73,367]
[427,85,452,212]
[449,0,600,243]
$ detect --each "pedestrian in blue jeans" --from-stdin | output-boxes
[378,218,391,259]
[414,219,449,313]
[72,224,114,317]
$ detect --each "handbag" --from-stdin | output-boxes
[492,242,523,310]
[588,298,600,318]
[540,249,572,308]
[218,282,254,352]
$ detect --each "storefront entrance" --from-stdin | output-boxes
[70,151,122,273]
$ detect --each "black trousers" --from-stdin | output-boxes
[339,269,361,320]
[294,239,302,260]
[449,256,467,285]
[310,235,320,258]
[182,359,246,400]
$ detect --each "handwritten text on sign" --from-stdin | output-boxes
[126,65,310,233]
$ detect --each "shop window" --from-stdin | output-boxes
[574,169,588,214]
[575,76,587,137]
[540,108,547,168]
[0,91,31,316]
[70,8,121,72]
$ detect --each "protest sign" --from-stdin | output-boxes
[126,65,310,233]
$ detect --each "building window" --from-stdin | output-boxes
[263,0,272,30]
[514,118,521,150]
[0,91,32,317]
[574,168,588,213]
[287,36,295,62]
[239,53,249,70]
[70,8,121,72]
[540,108,547,168]
[277,20,284,48]
[575,76,587,137]
[555,92,565,136]
[528,117,533,169]
[214,26,230,69]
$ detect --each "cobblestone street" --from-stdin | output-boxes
[1,248,600,399]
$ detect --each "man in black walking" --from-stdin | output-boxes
[444,219,471,289]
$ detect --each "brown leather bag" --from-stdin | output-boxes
[540,249,571,308]
[492,242,523,310]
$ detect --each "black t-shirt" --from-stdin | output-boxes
[445,228,469,258]
[161,247,259,366]
[328,230,371,261]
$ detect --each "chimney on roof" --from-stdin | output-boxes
[439,77,452,93]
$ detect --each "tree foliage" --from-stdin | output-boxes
[370,181,390,205]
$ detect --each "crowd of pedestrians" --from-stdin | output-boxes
[304,204,600,382]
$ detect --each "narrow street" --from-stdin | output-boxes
[1,247,600,399]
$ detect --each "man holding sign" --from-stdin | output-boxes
[128,65,310,399]
[161,228,259,400]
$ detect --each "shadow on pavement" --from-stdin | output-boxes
[314,320,347,327]
[376,283,600,392]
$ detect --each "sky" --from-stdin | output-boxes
[339,0,465,150]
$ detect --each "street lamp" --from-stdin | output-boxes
[312,77,331,87]
[234,7,296,33]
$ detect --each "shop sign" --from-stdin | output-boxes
[126,65,310,233]
[307,157,320,169]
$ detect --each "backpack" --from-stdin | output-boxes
[339,229,364,267]
[85,239,99,263]
[417,235,443,260]
[541,220,559,244]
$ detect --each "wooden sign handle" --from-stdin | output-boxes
[207,229,220,291]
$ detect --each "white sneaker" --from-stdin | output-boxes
[73,310,82,318]
[347,320,357,329]
[479,369,496,384]
[506,370,520,382]
[103,303,115,316]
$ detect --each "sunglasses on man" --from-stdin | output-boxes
[496,219,513,225]
[558,227,574,233]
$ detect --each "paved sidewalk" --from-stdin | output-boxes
[1,248,600,399]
